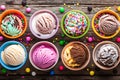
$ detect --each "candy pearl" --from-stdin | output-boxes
[59,40,65,46]
[0,5,6,11]
[25,67,30,73]
[89,71,95,76]
[87,6,92,12]
[31,71,36,76]
[59,7,65,13]
[22,0,27,6]
[59,65,64,71]
[116,37,120,43]
[26,36,31,42]
[1,68,7,74]
[50,70,55,76]
[87,37,93,42]
[0,36,4,41]
[26,7,31,13]
[117,6,120,11]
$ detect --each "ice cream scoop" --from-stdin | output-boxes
[98,14,120,35]
[63,43,87,68]
[1,15,23,36]
[1,44,25,66]
[64,11,87,35]
[97,44,119,67]
[34,13,56,34]
[32,45,57,69]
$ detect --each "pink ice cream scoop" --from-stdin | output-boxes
[32,45,57,69]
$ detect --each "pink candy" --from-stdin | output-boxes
[26,7,31,13]
[0,5,6,11]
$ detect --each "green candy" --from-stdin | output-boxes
[1,68,7,74]
[59,40,66,46]
[59,7,65,13]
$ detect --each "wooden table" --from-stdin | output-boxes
[0,0,120,80]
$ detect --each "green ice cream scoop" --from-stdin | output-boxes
[1,15,22,36]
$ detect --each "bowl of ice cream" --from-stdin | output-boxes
[93,41,120,70]
[61,41,90,71]
[0,9,27,39]
[61,10,90,39]
[0,41,28,70]
[29,10,59,39]
[92,9,120,39]
[29,41,59,71]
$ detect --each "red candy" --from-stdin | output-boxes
[59,65,64,71]
[116,37,120,43]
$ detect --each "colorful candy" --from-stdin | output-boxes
[64,11,87,36]
[59,65,64,71]
[26,7,31,13]
[59,7,65,13]
[0,5,6,11]
[116,37,120,43]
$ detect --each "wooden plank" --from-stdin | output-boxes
[1,0,120,5]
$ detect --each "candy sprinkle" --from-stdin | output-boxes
[25,67,31,73]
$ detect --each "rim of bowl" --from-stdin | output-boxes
[29,41,59,71]
[0,41,28,70]
[0,9,27,39]
[61,41,91,71]
[29,9,59,39]
[61,10,90,39]
[92,9,120,39]
[92,41,120,70]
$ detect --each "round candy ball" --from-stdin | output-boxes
[117,6,120,12]
[0,5,6,11]
[59,7,65,13]
[25,67,31,73]
[89,71,95,76]
[59,65,64,71]
[116,37,120,43]
[0,36,4,41]
[87,6,92,12]
[26,7,31,13]
[87,37,93,43]
[26,36,31,42]
[59,40,65,46]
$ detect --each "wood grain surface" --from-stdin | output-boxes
[0,0,120,80]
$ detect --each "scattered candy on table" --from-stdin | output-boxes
[116,37,120,43]
[31,71,36,76]
[50,70,55,76]
[59,40,66,46]
[89,71,95,76]
[26,7,31,13]
[25,67,31,73]
[87,37,94,43]
[59,65,64,71]
[1,68,7,74]
[21,0,27,6]
[0,5,6,11]
[0,36,4,41]
[26,36,31,42]
[117,6,120,12]
[59,7,65,13]
[87,6,92,12]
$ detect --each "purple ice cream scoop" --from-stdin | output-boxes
[32,45,57,69]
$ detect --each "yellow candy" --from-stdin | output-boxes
[117,6,120,11]
[25,68,31,73]
[90,71,95,76]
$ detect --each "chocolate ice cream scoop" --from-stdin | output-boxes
[63,43,87,68]
[97,44,119,67]
[98,14,120,35]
